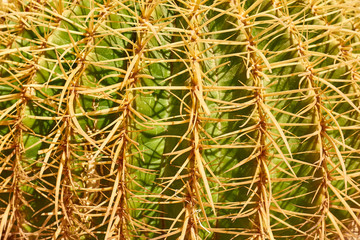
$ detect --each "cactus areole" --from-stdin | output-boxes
[1,0,360,239]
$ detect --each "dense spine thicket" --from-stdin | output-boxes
[1,0,360,239]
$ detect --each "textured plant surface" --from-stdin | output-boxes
[1,0,360,239]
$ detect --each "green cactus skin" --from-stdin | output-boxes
[1,0,360,239]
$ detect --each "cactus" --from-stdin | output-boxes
[1,0,360,239]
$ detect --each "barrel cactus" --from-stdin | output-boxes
[1,0,360,239]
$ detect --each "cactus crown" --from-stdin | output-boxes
[1,0,360,239]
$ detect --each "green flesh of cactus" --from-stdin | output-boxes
[1,0,360,239]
